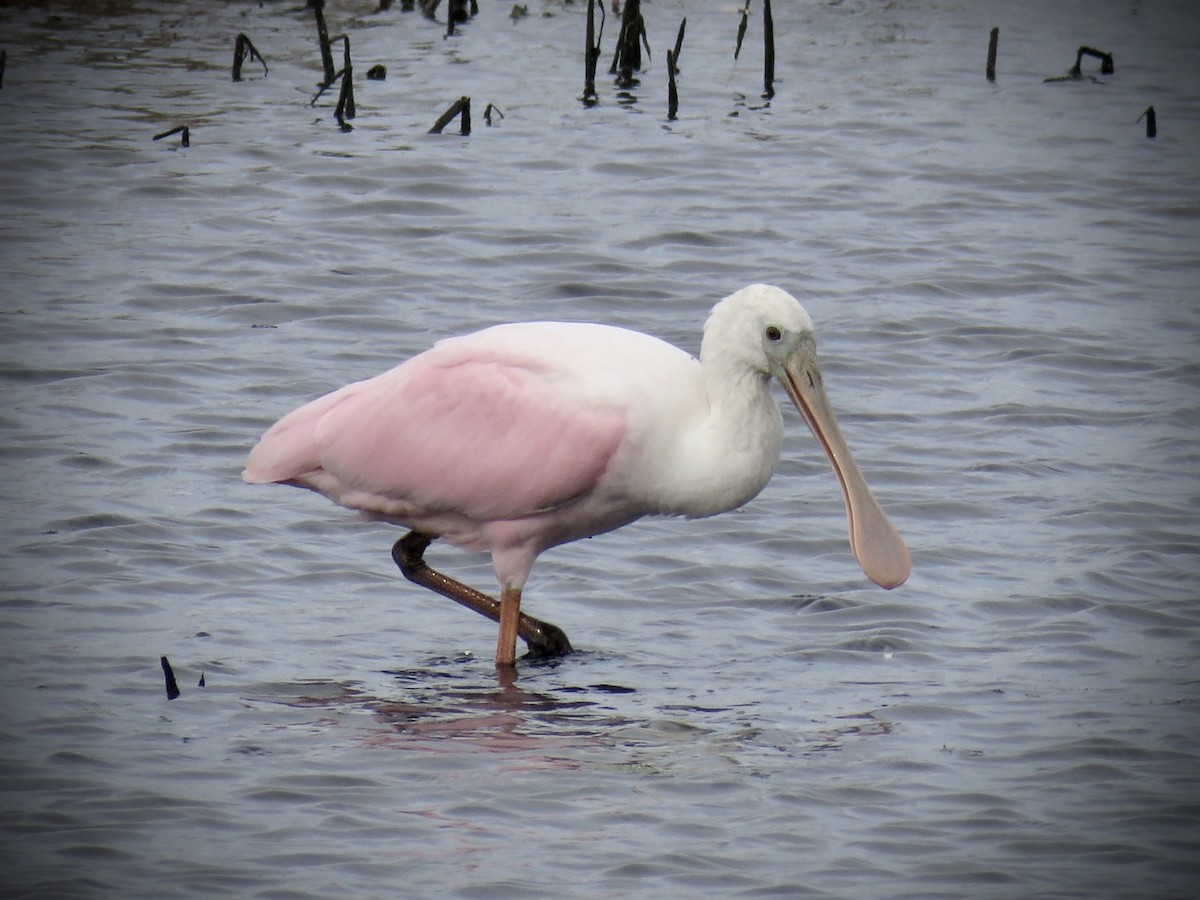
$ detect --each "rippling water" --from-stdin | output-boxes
[2,0,1199,896]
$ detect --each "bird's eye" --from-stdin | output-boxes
[765,325,783,342]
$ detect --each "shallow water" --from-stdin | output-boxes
[2,0,1199,896]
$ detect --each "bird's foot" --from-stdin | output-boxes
[520,616,573,658]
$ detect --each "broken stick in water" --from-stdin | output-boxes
[335,64,355,130]
[667,50,678,120]
[582,0,605,103]
[153,125,190,147]
[672,17,686,74]
[762,0,775,98]
[312,0,337,85]
[1072,45,1114,76]
[611,0,645,89]
[161,656,181,700]
[1137,105,1156,139]
[735,0,750,62]
[311,34,355,125]
[1045,45,1114,82]
[232,33,268,81]
[429,96,471,134]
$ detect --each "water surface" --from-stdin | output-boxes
[1,0,1198,896]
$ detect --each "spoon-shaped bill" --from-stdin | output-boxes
[779,340,911,589]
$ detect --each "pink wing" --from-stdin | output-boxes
[245,339,628,523]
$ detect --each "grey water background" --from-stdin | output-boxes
[2,0,1198,896]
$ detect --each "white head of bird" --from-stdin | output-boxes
[705,285,910,590]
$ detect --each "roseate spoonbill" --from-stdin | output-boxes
[244,284,910,666]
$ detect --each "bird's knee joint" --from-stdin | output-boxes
[392,532,433,579]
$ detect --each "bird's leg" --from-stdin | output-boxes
[391,532,573,660]
[497,586,521,667]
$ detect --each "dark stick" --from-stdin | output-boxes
[583,0,605,102]
[446,0,470,33]
[584,0,598,99]
[483,103,504,125]
[232,33,268,82]
[611,0,642,87]
[459,96,471,134]
[667,49,678,120]
[986,27,998,82]
[312,0,336,85]
[762,0,775,98]
[161,656,180,700]
[152,125,190,147]
[311,72,339,105]
[232,34,245,82]
[338,36,354,119]
[672,17,686,73]
[335,66,354,130]
[429,96,471,134]
[1137,105,1157,139]
[1070,45,1114,77]
[311,35,354,112]
[735,0,750,61]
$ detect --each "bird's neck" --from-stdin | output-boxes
[656,351,783,519]
[703,352,783,457]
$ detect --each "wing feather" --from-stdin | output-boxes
[245,338,628,523]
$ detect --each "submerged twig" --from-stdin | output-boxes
[667,49,678,120]
[610,0,645,88]
[445,0,473,36]
[1045,44,1115,82]
[312,0,337,85]
[311,35,355,120]
[762,0,774,98]
[429,96,471,134]
[335,65,355,130]
[734,0,751,61]
[232,33,268,81]
[152,125,190,147]
[666,16,686,121]
[1137,105,1157,139]
[582,0,606,102]
[161,656,180,700]
[672,17,686,74]
[336,35,355,120]
[1071,45,1114,76]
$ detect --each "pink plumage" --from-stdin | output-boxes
[245,286,911,666]
[247,339,626,522]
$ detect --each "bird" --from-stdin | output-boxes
[244,284,911,667]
